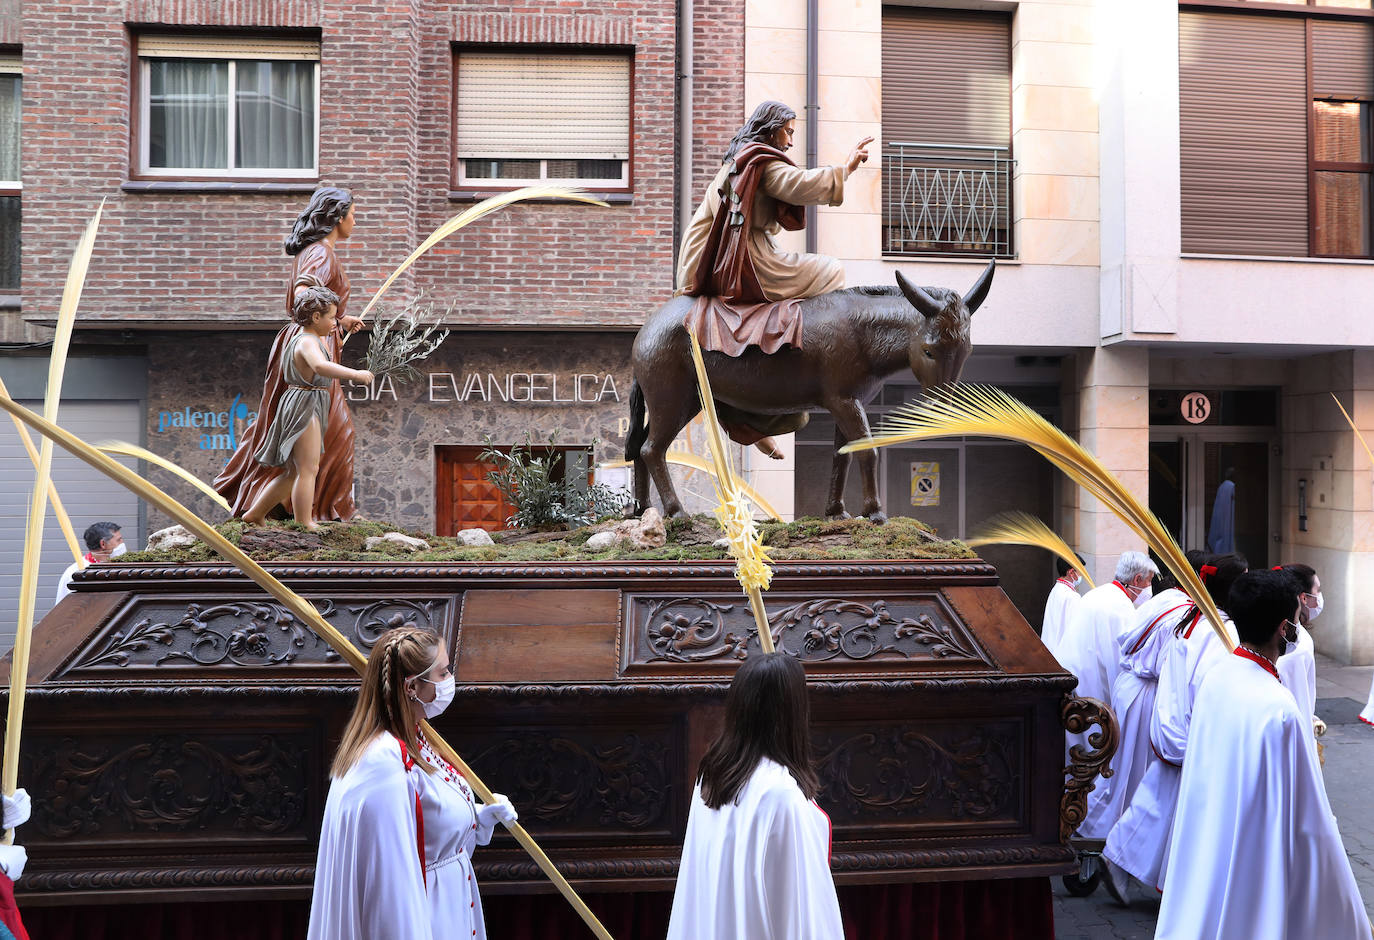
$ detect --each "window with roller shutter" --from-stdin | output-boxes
[452,50,632,191]
[1179,5,1374,258]
[880,7,1013,257]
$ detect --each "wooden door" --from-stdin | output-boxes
[435,446,517,535]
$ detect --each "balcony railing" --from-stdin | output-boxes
[883,142,1015,258]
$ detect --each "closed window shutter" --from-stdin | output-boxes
[456,52,631,160]
[1179,12,1308,255]
[1312,19,1373,99]
[137,35,320,61]
[880,8,1010,148]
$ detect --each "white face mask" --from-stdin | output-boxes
[109,543,127,558]
[1305,591,1323,623]
[415,674,455,719]
[1132,584,1153,608]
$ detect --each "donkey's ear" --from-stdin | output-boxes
[895,271,944,319]
[962,259,996,314]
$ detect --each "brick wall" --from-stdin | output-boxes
[10,0,745,340]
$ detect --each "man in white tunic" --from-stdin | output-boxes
[1041,555,1084,657]
[1155,570,1370,940]
[1058,551,1157,765]
[1104,552,1246,892]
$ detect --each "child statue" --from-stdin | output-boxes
[243,285,375,530]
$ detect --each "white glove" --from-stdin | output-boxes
[1313,715,1328,738]
[0,844,26,882]
[2,789,30,830]
[476,794,518,829]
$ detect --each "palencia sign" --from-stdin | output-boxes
[345,370,623,404]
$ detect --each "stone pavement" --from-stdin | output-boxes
[1051,651,1374,939]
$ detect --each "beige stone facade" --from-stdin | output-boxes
[740,0,1374,664]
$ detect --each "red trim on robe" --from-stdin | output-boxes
[394,737,427,890]
[1128,603,1192,655]
[1233,646,1280,681]
[1113,580,1132,599]
[1056,578,1076,587]
[813,801,833,861]
[1360,715,1374,728]
[1181,606,1206,639]
[1150,740,1181,769]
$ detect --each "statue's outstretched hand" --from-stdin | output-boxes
[846,136,875,175]
[339,315,365,334]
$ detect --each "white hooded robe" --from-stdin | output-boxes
[1041,578,1081,657]
[1059,581,1137,759]
[1078,589,1189,841]
[1154,652,1370,940]
[666,758,843,940]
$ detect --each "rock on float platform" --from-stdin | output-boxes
[8,557,1113,939]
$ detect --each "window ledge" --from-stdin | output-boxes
[448,189,633,205]
[1181,252,1374,266]
[880,255,1020,265]
[0,295,19,310]
[122,180,321,195]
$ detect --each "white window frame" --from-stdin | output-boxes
[136,38,320,179]
[456,157,630,190]
[0,58,20,191]
[454,50,632,191]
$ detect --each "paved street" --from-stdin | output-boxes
[1053,652,1374,939]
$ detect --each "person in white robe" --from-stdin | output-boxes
[1275,564,1322,741]
[1103,552,1246,892]
[1155,570,1370,940]
[308,626,517,940]
[1041,555,1084,657]
[667,652,843,940]
[1058,551,1157,761]
[1078,583,1191,846]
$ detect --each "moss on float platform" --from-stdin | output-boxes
[114,514,973,565]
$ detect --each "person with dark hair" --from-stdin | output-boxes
[676,101,871,307]
[54,521,125,603]
[308,627,516,939]
[1274,563,1321,742]
[1040,553,1085,656]
[666,653,841,939]
[1156,570,1370,939]
[1101,551,1244,893]
[215,187,367,524]
[243,286,373,529]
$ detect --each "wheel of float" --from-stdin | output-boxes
[1061,868,1101,897]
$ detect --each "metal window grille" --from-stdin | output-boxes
[883,143,1015,258]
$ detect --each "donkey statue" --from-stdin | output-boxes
[625,260,993,523]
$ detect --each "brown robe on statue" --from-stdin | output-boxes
[213,240,358,521]
[676,143,848,355]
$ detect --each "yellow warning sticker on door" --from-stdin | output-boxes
[911,462,940,507]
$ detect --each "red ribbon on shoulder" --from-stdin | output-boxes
[1233,646,1280,681]
[394,736,427,889]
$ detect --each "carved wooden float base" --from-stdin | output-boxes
[9,559,1111,913]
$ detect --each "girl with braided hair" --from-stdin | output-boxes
[308,627,517,940]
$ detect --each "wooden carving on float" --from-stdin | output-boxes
[12,557,1117,918]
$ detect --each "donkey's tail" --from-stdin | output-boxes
[624,380,648,464]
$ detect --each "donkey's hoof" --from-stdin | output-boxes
[865,511,888,525]
[825,509,852,521]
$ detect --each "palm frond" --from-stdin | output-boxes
[842,384,1230,650]
[602,453,783,521]
[0,376,82,565]
[351,186,609,329]
[967,511,1094,589]
[94,441,232,513]
[0,390,616,940]
[6,199,105,811]
[687,332,776,651]
[1332,394,1374,469]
